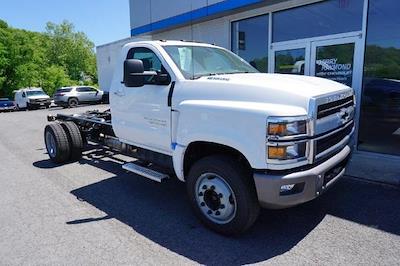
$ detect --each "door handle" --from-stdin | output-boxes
[114,91,124,97]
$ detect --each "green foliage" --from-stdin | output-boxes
[42,65,72,96]
[0,19,97,97]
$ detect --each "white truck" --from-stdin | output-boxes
[14,87,51,110]
[44,41,355,235]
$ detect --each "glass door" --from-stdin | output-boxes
[310,36,362,90]
[271,35,364,148]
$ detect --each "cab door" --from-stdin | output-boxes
[112,46,173,154]
[20,91,27,108]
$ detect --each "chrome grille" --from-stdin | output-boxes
[317,95,354,119]
[316,121,353,155]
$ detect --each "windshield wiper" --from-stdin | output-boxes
[221,71,250,75]
[192,71,252,80]
[192,73,219,80]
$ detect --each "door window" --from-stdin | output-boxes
[314,43,355,87]
[76,87,92,92]
[274,48,306,75]
[127,47,164,84]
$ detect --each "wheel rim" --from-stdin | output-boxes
[45,131,57,158]
[195,173,237,224]
[69,99,78,107]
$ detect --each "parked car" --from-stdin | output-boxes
[44,40,355,235]
[14,88,51,110]
[0,98,16,112]
[53,86,104,107]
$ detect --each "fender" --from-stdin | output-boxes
[171,100,307,180]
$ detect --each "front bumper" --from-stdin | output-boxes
[254,145,351,209]
[0,106,16,111]
[29,100,51,107]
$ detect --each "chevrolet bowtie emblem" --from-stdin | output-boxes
[339,108,350,123]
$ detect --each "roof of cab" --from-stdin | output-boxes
[124,40,217,48]
[14,87,44,93]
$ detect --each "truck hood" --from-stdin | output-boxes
[182,73,352,115]
[0,100,14,107]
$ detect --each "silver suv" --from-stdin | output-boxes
[53,86,104,107]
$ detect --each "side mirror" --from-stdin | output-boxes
[123,59,145,87]
[156,73,171,85]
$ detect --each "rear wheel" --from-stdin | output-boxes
[61,121,83,161]
[44,123,71,163]
[186,155,260,236]
[68,98,79,108]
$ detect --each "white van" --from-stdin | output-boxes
[14,88,51,110]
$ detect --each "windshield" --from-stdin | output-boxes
[162,45,258,79]
[26,90,47,97]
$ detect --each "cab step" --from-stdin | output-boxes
[122,162,169,183]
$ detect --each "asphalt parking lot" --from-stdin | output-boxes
[0,105,399,265]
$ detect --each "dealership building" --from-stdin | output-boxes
[97,0,399,184]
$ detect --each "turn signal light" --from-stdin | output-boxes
[268,124,286,135]
[268,146,287,160]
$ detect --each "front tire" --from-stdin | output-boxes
[44,123,71,163]
[186,155,260,236]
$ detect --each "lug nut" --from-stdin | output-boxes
[207,210,212,214]
[198,192,203,196]
[215,211,220,216]
[210,185,215,190]
[220,204,225,209]
[218,193,223,198]
[200,202,205,207]
[202,185,207,190]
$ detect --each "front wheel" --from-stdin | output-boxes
[186,155,260,236]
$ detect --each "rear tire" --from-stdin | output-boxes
[186,155,260,236]
[68,98,79,108]
[61,121,83,161]
[44,123,71,163]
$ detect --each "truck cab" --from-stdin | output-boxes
[45,41,355,235]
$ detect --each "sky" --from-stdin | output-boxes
[0,0,130,47]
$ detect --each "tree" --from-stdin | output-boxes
[0,19,97,97]
[41,65,72,95]
[45,21,97,83]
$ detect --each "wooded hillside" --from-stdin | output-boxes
[0,20,97,97]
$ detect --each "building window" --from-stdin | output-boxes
[358,0,400,156]
[273,0,364,43]
[231,15,269,72]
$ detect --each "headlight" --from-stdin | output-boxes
[268,119,307,138]
[268,143,307,160]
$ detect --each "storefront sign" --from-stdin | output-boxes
[316,58,353,86]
